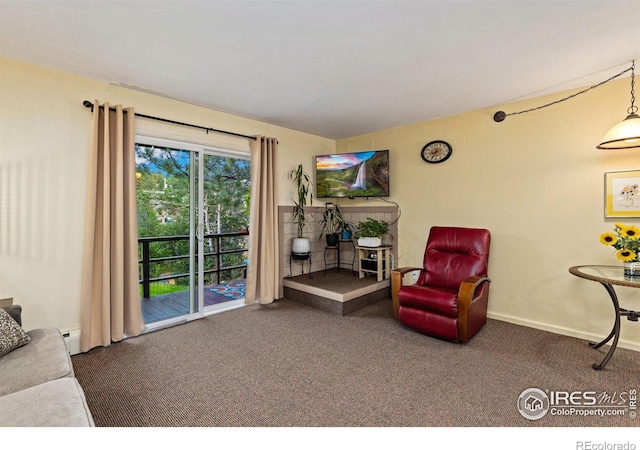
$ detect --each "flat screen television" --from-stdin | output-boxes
[316,150,390,198]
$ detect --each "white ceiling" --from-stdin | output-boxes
[1,1,639,139]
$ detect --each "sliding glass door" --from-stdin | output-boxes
[135,137,250,328]
[199,153,251,313]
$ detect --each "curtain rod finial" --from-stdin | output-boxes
[83,100,93,108]
[493,111,506,122]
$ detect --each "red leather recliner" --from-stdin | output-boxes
[391,226,491,342]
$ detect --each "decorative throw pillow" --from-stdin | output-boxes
[0,307,31,357]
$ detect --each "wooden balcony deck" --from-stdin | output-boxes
[141,280,245,324]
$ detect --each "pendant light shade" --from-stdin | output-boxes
[597,60,640,150]
[596,113,640,149]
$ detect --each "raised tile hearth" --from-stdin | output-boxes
[282,268,390,316]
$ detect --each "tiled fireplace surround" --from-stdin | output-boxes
[278,205,399,285]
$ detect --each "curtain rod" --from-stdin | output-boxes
[82,100,257,141]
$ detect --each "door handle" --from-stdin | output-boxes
[196,223,205,241]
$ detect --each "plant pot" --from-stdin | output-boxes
[341,230,352,240]
[623,261,640,278]
[325,233,339,247]
[357,237,381,247]
[292,237,311,255]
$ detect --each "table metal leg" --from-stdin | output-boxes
[590,282,621,370]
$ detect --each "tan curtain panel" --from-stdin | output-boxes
[245,136,280,305]
[80,101,145,353]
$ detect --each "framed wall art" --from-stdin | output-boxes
[604,169,640,218]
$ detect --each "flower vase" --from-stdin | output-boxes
[623,261,640,278]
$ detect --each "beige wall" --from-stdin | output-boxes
[1,55,638,352]
[0,57,333,333]
[337,78,640,350]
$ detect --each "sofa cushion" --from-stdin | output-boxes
[0,328,74,396]
[0,307,31,357]
[0,378,94,426]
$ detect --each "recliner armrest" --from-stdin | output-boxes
[457,276,491,303]
[457,276,491,342]
[393,267,423,277]
[391,267,423,320]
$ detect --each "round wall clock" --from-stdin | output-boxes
[421,140,453,164]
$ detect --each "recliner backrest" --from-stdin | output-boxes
[420,226,491,290]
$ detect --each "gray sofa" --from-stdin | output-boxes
[0,305,94,427]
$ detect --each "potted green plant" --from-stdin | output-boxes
[288,164,313,255]
[318,202,344,246]
[355,217,390,247]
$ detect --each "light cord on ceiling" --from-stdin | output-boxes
[493,62,634,122]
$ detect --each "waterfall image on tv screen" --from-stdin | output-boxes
[316,150,390,198]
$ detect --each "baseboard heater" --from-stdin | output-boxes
[62,329,81,356]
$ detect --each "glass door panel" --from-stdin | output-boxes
[135,142,199,325]
[200,152,250,313]
[135,138,251,325]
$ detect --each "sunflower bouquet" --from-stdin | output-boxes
[599,223,640,262]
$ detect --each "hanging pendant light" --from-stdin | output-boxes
[597,61,640,149]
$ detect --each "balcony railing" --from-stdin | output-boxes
[138,231,249,299]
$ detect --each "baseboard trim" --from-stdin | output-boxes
[487,312,640,352]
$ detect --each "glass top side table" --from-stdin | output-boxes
[569,265,640,370]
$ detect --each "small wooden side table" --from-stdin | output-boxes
[356,245,391,282]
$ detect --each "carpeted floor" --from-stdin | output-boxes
[71,296,640,428]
